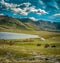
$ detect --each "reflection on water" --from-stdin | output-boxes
[0,32,39,39]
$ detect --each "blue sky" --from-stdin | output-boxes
[0,0,60,22]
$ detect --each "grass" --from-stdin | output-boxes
[0,30,60,63]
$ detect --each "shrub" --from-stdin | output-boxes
[44,44,49,48]
[51,45,56,48]
[37,43,41,46]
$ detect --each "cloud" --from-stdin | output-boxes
[20,2,31,7]
[53,14,60,17]
[29,17,38,21]
[0,0,20,9]
[39,0,46,9]
[54,1,59,9]
[39,0,44,5]
[11,8,29,15]
[0,0,30,15]
[49,13,60,22]
[27,6,48,15]
[36,9,48,15]
[0,13,4,15]
[0,0,48,16]
[48,0,59,10]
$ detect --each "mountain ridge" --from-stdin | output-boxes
[0,15,60,32]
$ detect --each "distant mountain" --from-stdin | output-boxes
[0,15,60,31]
[19,18,60,31]
[35,20,60,31]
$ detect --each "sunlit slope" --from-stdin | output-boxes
[0,15,60,31]
[0,32,60,63]
[0,16,38,31]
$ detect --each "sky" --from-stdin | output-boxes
[0,0,60,22]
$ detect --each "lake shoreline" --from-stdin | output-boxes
[0,32,40,39]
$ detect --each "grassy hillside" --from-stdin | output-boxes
[0,31,60,63]
[0,16,34,30]
[0,15,60,31]
[0,15,38,31]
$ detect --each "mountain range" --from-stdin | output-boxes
[0,15,60,32]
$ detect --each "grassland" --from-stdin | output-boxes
[0,30,60,63]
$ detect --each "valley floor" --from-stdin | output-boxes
[0,30,60,63]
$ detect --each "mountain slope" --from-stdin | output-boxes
[19,18,40,30]
[0,15,60,31]
[20,18,60,31]
[0,15,34,30]
[35,20,60,31]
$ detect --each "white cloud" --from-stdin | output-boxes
[29,7,48,15]
[36,9,48,15]
[29,6,36,12]
[39,0,46,9]
[13,13,17,15]
[11,7,29,16]
[0,0,48,16]
[29,17,38,21]
[20,2,31,7]
[54,1,59,10]
[0,0,30,15]
[48,0,59,10]
[1,0,20,8]
[39,0,44,5]
[0,13,4,15]
[53,14,60,16]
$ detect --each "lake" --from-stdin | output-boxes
[0,32,40,39]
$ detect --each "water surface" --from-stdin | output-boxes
[0,32,40,39]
